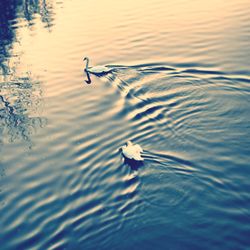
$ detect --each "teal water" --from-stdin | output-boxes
[0,0,250,249]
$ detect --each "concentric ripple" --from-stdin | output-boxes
[1,0,250,249]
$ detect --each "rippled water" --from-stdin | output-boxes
[1,0,250,249]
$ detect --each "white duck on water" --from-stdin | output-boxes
[121,141,144,161]
[83,57,112,75]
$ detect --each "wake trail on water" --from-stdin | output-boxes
[105,69,178,139]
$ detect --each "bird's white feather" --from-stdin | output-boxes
[84,57,112,75]
[121,141,143,161]
[88,66,112,74]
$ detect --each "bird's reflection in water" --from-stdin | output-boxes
[124,157,144,171]
[84,69,92,84]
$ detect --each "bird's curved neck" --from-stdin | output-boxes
[85,57,90,70]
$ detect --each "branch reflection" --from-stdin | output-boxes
[0,76,47,144]
[0,0,54,73]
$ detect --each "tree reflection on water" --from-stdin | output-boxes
[0,0,53,143]
[0,77,47,144]
[0,0,54,72]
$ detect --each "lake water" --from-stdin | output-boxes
[0,0,250,249]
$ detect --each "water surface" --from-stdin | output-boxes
[0,0,250,249]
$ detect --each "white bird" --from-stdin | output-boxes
[121,141,144,161]
[83,57,112,75]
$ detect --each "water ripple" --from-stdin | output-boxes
[1,0,250,249]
